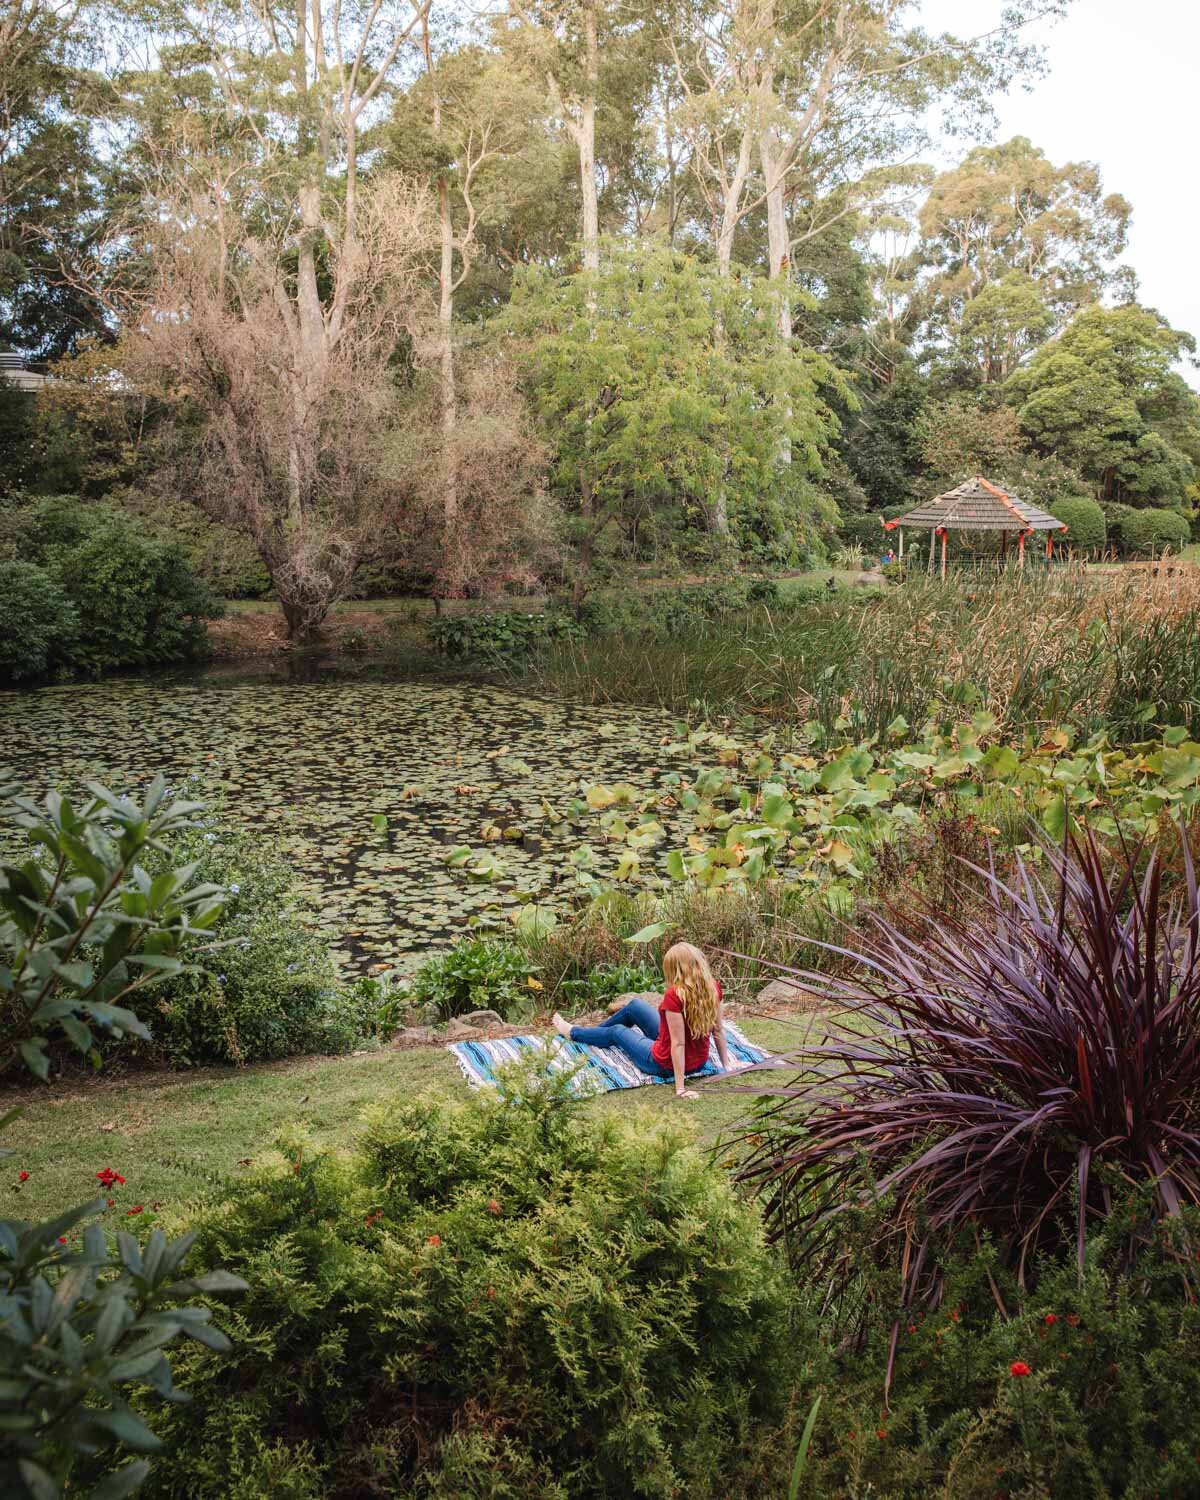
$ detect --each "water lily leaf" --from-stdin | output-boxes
[625,921,668,944]
[818,756,858,791]
[513,905,557,939]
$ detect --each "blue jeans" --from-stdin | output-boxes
[569,997,670,1076]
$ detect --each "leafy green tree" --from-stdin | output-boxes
[0,0,112,359]
[1007,304,1200,507]
[836,357,928,510]
[916,392,1085,513]
[502,241,849,595]
[916,137,1133,383]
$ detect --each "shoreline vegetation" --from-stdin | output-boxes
[205,564,1200,743]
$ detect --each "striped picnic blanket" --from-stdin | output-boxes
[449,1023,768,1097]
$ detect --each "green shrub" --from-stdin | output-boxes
[409,936,540,1022]
[1111,504,1191,558]
[141,1084,796,1499]
[0,775,244,1500]
[144,821,381,1065]
[3,497,220,675]
[53,518,218,674]
[790,1210,1200,1499]
[572,587,655,636]
[555,959,661,1009]
[0,559,77,681]
[746,576,783,606]
[428,610,583,665]
[1049,493,1106,554]
[838,511,892,553]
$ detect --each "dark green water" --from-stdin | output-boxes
[0,661,684,974]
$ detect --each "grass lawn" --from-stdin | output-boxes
[5,1016,814,1223]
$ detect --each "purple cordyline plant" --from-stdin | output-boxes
[736,827,1200,1337]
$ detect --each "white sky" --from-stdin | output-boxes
[919,0,1200,386]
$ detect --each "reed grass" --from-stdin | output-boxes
[518,567,1200,742]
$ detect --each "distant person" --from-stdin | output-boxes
[552,942,735,1100]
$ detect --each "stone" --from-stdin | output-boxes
[393,1024,437,1044]
[459,1009,505,1029]
[756,977,813,1010]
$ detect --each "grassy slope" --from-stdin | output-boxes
[6,1017,814,1222]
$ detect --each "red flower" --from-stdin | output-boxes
[876,1427,887,1440]
[949,1309,960,1322]
[126,1205,144,1216]
[96,1168,125,1188]
[1009,1361,1031,1378]
[1044,1313,1057,1326]
[426,1234,441,1247]
[17,1170,28,1182]
[1066,1314,1079,1327]
[906,1323,917,1334]
[486,1286,496,1300]
[57,1236,67,1244]
[487,1198,502,1215]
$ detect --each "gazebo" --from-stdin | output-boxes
[884,476,1067,581]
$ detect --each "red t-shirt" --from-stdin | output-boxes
[650,981,721,1073]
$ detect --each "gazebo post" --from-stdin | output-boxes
[898,528,904,563]
[1001,530,1008,563]
[1018,531,1026,571]
[940,529,947,582]
[928,529,935,575]
[1046,534,1053,562]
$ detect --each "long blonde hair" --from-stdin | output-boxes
[662,942,720,1036]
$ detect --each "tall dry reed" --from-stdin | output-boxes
[521,566,1200,742]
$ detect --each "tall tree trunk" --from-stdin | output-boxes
[438,175,457,532]
[714,128,753,278]
[761,129,792,469]
[708,131,754,536]
[579,0,599,274]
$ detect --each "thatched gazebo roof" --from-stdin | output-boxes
[887,476,1066,533]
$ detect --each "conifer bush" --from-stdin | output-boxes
[142,1080,796,1499]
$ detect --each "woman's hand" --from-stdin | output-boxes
[675,1087,700,1101]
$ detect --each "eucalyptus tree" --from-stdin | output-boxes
[665,0,1065,342]
[386,15,552,566]
[916,136,1134,383]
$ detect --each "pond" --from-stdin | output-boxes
[1,662,685,975]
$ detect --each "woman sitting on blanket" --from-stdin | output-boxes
[552,942,734,1101]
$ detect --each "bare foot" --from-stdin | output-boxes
[551,1012,573,1040]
